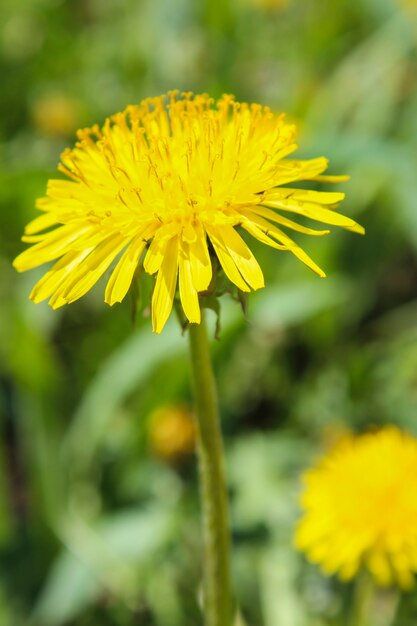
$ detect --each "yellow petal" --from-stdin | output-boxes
[182,221,197,244]
[205,224,250,292]
[105,234,147,305]
[367,550,392,587]
[13,224,93,271]
[152,236,179,333]
[24,211,59,235]
[217,223,264,290]
[272,157,329,186]
[264,188,345,205]
[339,559,360,582]
[143,236,164,275]
[245,213,326,277]
[46,178,82,198]
[240,215,287,250]
[249,205,331,236]
[264,199,364,234]
[142,222,181,275]
[179,241,200,324]
[53,234,127,307]
[30,248,93,303]
[188,224,212,292]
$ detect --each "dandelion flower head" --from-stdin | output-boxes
[14,92,363,332]
[295,427,417,589]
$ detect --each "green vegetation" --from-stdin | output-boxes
[1,0,417,624]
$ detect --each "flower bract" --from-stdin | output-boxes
[14,92,363,332]
[295,427,417,588]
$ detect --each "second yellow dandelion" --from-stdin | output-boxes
[295,427,417,589]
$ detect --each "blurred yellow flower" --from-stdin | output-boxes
[149,405,196,462]
[249,0,289,11]
[14,92,363,332]
[32,94,80,137]
[295,427,417,589]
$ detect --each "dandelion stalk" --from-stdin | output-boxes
[351,576,400,626]
[349,571,375,626]
[188,310,233,626]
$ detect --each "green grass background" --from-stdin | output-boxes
[1,0,417,624]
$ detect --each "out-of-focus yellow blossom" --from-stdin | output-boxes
[319,422,351,449]
[32,94,80,137]
[14,92,363,333]
[249,0,289,11]
[149,405,196,462]
[295,427,417,589]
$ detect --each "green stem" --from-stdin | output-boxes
[349,572,375,626]
[188,311,233,626]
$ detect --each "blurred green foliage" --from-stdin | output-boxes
[1,0,417,624]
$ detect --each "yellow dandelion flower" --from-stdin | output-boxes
[32,94,80,137]
[148,405,196,462]
[399,0,417,9]
[295,427,417,589]
[248,0,289,11]
[14,92,364,333]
